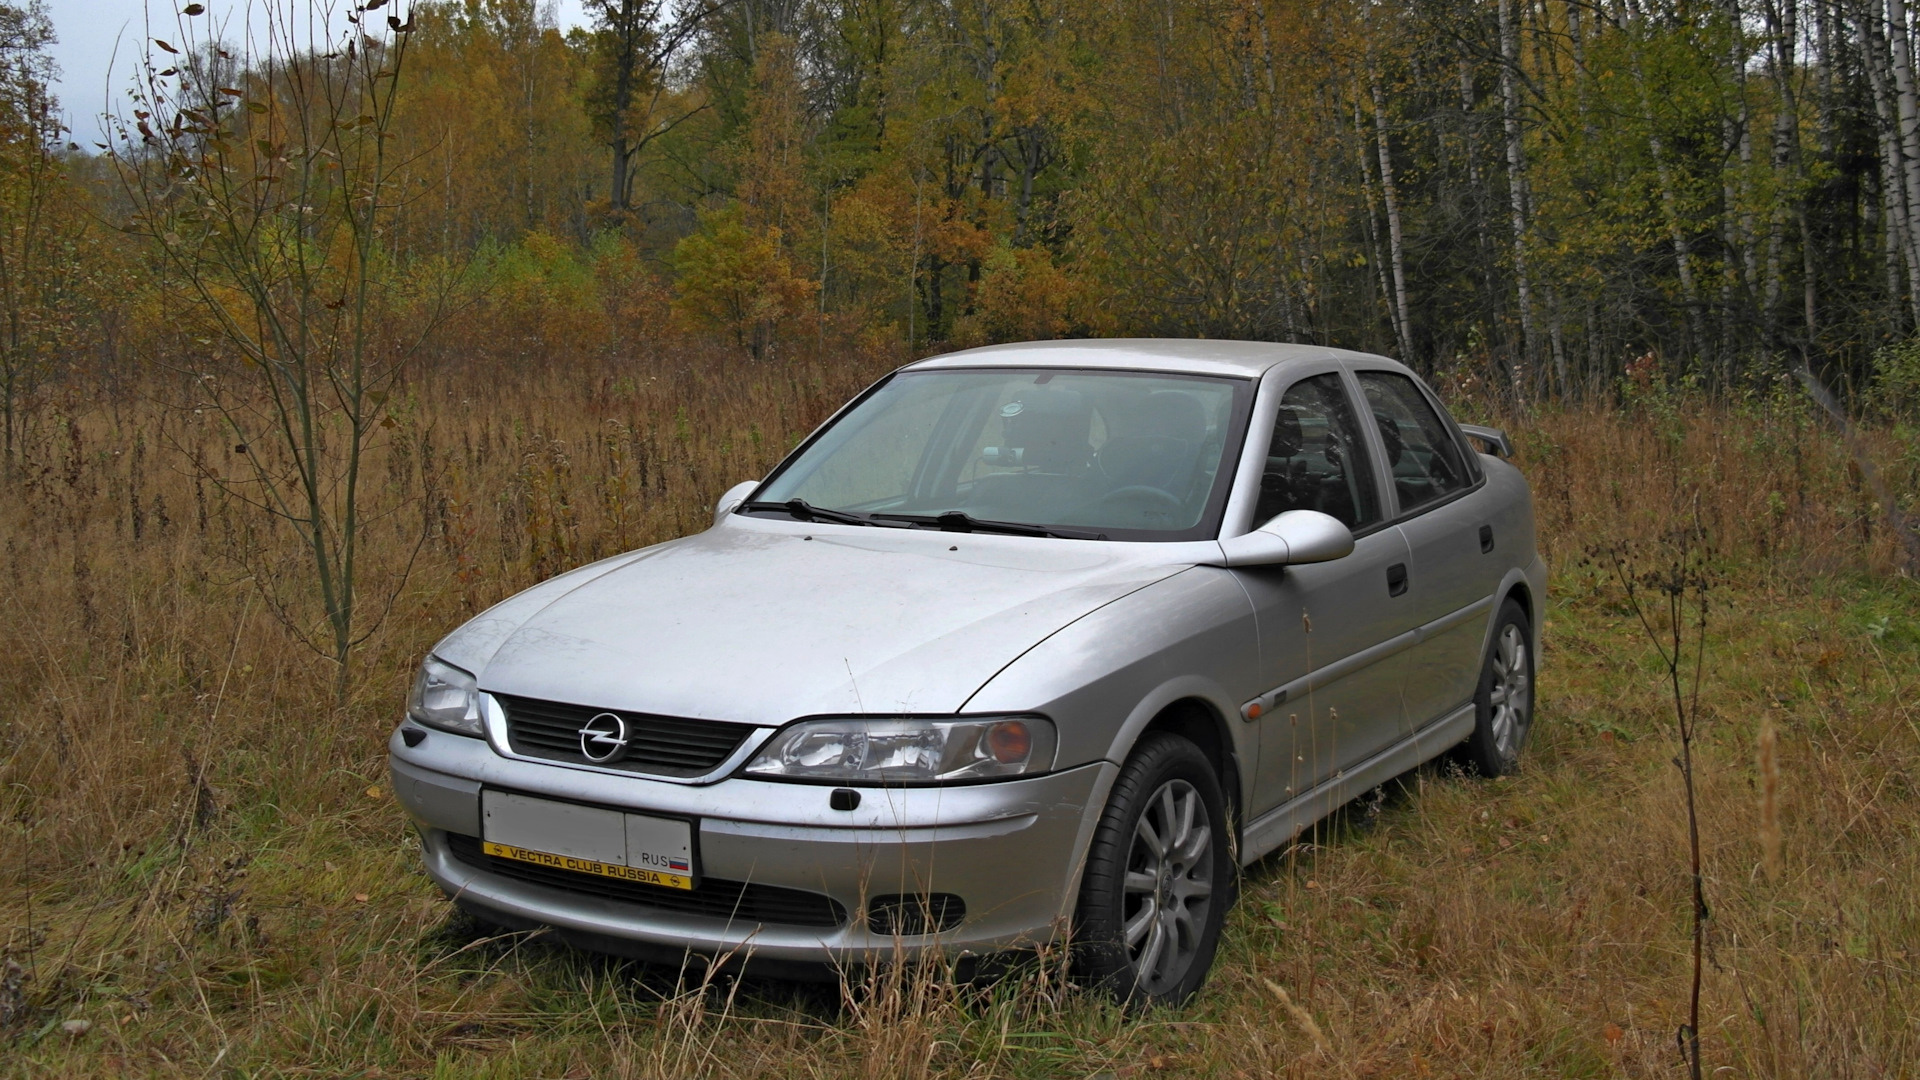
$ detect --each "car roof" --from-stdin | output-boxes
[901,338,1406,380]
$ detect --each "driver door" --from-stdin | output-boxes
[1237,372,1413,819]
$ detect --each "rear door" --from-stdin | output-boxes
[1353,368,1506,730]
[1237,369,1413,818]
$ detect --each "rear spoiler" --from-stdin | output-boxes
[1459,424,1514,459]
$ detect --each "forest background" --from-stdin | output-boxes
[1,0,1918,1076]
[20,0,1920,401]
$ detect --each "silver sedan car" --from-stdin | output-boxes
[390,339,1545,1004]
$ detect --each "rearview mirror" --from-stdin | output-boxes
[1207,510,1355,568]
[714,480,758,526]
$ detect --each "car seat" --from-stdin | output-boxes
[1093,391,1208,502]
[967,390,1094,519]
[1255,407,1311,522]
[1375,410,1436,507]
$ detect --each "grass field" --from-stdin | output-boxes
[2,350,1916,1077]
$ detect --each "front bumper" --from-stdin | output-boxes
[389,726,1115,967]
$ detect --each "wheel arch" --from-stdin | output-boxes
[1096,684,1247,838]
[1503,579,1535,627]
[1138,697,1240,820]
[1477,565,1543,662]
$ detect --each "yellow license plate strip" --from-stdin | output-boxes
[483,840,694,891]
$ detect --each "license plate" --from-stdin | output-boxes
[480,789,696,890]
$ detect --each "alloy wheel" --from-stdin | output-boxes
[1488,623,1532,756]
[1121,778,1216,994]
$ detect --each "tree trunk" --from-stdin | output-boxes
[1460,56,1500,346]
[1771,0,1815,348]
[1548,288,1570,397]
[1353,100,1398,356]
[1720,0,1750,365]
[1568,0,1594,138]
[1498,0,1536,393]
[1630,41,1707,355]
[1370,61,1415,366]
[1761,0,1804,340]
[1861,5,1919,320]
[604,0,642,211]
[1885,0,1920,285]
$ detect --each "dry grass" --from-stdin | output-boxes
[2,350,1917,1077]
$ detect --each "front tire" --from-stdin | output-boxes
[1462,598,1535,776]
[1074,733,1233,1006]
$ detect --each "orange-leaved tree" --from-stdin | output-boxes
[672,207,816,360]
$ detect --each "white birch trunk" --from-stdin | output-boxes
[1352,100,1399,353]
[1885,0,1920,284]
[1498,0,1536,391]
[1761,0,1802,328]
[1862,5,1920,318]
[1370,63,1415,365]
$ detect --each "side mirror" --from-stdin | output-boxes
[713,480,758,526]
[1458,423,1513,459]
[1207,510,1355,568]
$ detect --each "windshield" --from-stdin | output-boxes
[751,368,1253,540]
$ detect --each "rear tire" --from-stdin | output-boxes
[1462,598,1534,776]
[1073,733,1234,1007]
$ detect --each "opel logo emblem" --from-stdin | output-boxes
[579,712,629,763]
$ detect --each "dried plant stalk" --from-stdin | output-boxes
[1759,712,1781,882]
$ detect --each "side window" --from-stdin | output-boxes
[1356,371,1472,513]
[1254,373,1381,530]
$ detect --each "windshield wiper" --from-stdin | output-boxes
[741,499,874,527]
[875,511,1106,541]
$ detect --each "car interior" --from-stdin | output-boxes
[958,384,1225,532]
[1359,372,1472,513]
[1252,375,1379,530]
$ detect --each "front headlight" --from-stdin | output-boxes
[407,656,484,737]
[743,716,1056,783]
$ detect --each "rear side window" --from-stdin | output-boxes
[1356,371,1471,514]
[1255,373,1381,531]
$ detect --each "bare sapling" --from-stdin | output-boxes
[1606,498,1714,1080]
[109,0,439,703]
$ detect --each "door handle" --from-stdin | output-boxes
[1387,562,1408,597]
[1479,524,1495,553]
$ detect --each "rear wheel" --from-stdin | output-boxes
[1074,733,1233,1006]
[1461,598,1534,776]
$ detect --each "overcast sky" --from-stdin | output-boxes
[44,0,593,138]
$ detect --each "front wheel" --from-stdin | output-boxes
[1074,733,1234,1006]
[1461,598,1535,776]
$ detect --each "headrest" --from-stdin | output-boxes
[1373,411,1405,466]
[1001,391,1092,470]
[1270,406,1305,457]
[1139,391,1207,443]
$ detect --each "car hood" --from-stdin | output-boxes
[440,517,1201,726]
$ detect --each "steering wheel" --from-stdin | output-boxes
[1096,484,1184,513]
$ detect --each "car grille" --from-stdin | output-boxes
[495,694,754,777]
[445,834,847,928]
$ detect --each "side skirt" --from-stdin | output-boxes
[1237,701,1476,865]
